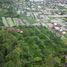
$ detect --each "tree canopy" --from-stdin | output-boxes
[0,27,66,67]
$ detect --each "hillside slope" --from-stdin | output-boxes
[0,27,66,67]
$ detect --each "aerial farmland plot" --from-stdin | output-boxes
[6,17,14,27]
[13,18,20,26]
[12,18,18,26]
[13,18,25,26]
[2,17,9,27]
[17,19,25,26]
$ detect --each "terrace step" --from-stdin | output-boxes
[2,17,9,27]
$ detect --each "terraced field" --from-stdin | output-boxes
[1,17,24,27]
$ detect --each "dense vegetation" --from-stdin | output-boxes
[0,0,67,67]
[0,26,67,67]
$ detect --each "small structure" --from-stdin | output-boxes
[5,27,23,33]
[48,22,66,35]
